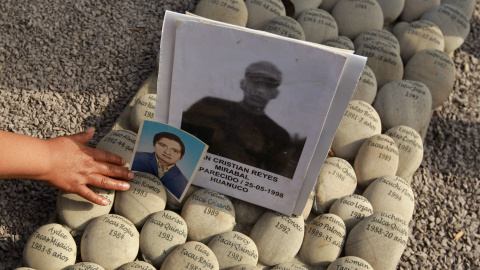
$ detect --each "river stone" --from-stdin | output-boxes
[245,0,286,30]
[114,171,167,227]
[230,265,262,270]
[301,190,315,219]
[385,126,424,183]
[421,4,471,54]
[404,49,456,108]
[315,157,357,214]
[207,231,259,269]
[355,40,403,88]
[351,65,377,104]
[322,36,355,50]
[167,184,199,210]
[181,189,235,243]
[331,100,382,161]
[56,187,115,234]
[331,0,384,40]
[354,134,399,189]
[319,0,339,12]
[160,241,219,270]
[129,94,156,133]
[392,20,445,63]
[23,223,76,270]
[271,263,308,270]
[140,210,188,268]
[194,0,248,27]
[363,176,415,221]
[117,262,155,270]
[14,268,36,270]
[326,256,373,270]
[299,214,346,267]
[373,80,432,133]
[442,0,475,19]
[250,211,304,266]
[345,212,409,270]
[81,214,139,270]
[291,0,323,18]
[65,262,105,270]
[400,0,440,22]
[234,199,266,225]
[264,16,305,40]
[329,194,374,231]
[297,9,338,44]
[376,0,404,24]
[96,129,136,168]
[354,29,400,53]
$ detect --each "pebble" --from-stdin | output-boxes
[160,241,219,270]
[351,65,377,104]
[56,187,115,234]
[129,94,156,133]
[290,0,323,18]
[301,191,315,219]
[233,199,266,226]
[181,189,235,243]
[249,211,304,266]
[319,0,340,12]
[194,0,248,27]
[355,40,403,88]
[315,157,357,214]
[376,0,405,24]
[373,80,433,134]
[299,214,346,267]
[140,210,188,268]
[296,8,338,44]
[166,185,199,210]
[207,231,259,269]
[230,265,262,270]
[244,0,286,30]
[331,100,382,161]
[400,0,440,22]
[420,4,471,54]
[363,175,415,221]
[403,49,456,109]
[81,214,139,270]
[65,262,105,270]
[385,125,424,183]
[264,16,305,40]
[331,0,384,40]
[22,223,77,270]
[322,36,355,50]
[441,0,476,19]
[116,261,156,270]
[345,212,409,270]
[95,129,136,168]
[354,29,401,53]
[114,172,167,227]
[393,20,445,63]
[270,262,308,270]
[326,256,373,270]
[354,134,399,189]
[329,194,374,231]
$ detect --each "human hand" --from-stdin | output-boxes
[40,127,134,205]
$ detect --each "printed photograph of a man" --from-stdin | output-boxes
[130,121,208,201]
[181,61,302,178]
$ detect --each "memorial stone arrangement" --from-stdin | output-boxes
[18,0,475,269]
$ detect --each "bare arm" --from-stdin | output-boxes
[0,127,134,205]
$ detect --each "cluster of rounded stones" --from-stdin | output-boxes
[19,0,474,269]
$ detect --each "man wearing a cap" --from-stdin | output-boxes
[181,61,293,178]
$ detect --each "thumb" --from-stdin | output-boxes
[71,127,96,144]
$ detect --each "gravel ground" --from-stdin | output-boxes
[0,1,479,269]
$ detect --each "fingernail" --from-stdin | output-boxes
[121,158,127,165]
[128,172,134,179]
[86,127,95,133]
[101,198,109,206]
[122,182,130,190]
